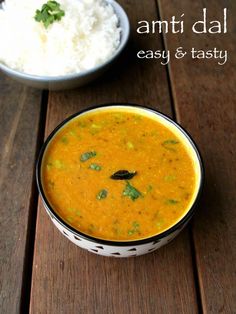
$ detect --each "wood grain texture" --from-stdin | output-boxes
[30,1,198,313]
[158,0,236,312]
[0,75,42,313]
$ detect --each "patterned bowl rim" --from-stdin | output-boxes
[36,103,204,246]
[0,0,130,82]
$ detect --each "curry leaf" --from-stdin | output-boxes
[111,170,137,180]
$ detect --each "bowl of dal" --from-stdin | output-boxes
[0,0,130,90]
[36,104,204,257]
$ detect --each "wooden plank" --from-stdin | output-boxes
[0,75,43,313]
[30,1,199,313]
[158,0,236,312]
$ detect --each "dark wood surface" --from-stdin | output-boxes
[0,77,43,313]
[30,1,198,313]
[0,0,235,313]
[159,1,236,312]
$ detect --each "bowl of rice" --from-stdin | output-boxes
[0,0,130,90]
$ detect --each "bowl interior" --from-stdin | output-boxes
[36,104,204,246]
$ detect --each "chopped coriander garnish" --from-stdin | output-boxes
[166,199,179,205]
[34,1,65,29]
[89,163,102,171]
[132,221,140,229]
[164,175,176,182]
[78,121,86,128]
[163,139,179,145]
[147,185,153,192]
[97,189,108,200]
[123,181,142,201]
[128,230,135,235]
[162,139,179,151]
[128,221,140,235]
[80,151,96,162]
[61,136,68,144]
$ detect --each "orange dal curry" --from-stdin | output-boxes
[42,107,199,241]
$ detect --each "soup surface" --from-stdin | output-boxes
[41,107,199,241]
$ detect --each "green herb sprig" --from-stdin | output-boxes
[128,221,140,235]
[166,199,179,205]
[123,181,142,201]
[162,139,179,151]
[97,189,108,200]
[80,151,97,162]
[34,1,65,28]
[89,163,102,171]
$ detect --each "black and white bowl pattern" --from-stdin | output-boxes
[43,202,188,257]
[37,104,204,258]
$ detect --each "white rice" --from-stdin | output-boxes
[0,0,121,76]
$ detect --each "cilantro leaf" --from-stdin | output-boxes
[34,1,65,28]
[89,163,102,171]
[80,151,97,162]
[123,181,142,201]
[97,189,108,200]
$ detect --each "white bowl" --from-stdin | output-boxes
[36,104,204,257]
[0,0,130,90]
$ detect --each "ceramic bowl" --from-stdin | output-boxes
[0,0,130,90]
[36,104,204,257]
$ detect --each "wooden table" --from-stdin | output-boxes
[1,1,235,313]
